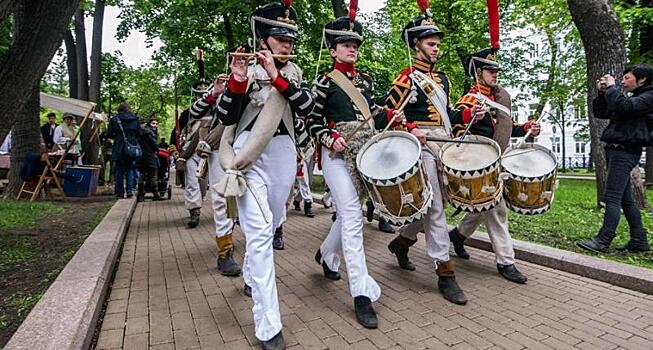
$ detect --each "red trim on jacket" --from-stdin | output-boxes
[271,75,290,93]
[227,75,248,94]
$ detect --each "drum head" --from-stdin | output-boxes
[357,132,421,181]
[441,136,500,171]
[503,145,557,178]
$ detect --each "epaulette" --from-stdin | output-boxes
[456,93,477,108]
[392,69,412,89]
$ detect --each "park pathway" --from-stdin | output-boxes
[94,188,653,350]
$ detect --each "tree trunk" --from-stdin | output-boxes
[331,0,346,17]
[0,0,17,27]
[0,0,81,148]
[5,83,41,198]
[89,0,104,110]
[630,168,651,211]
[86,0,105,165]
[64,30,79,99]
[74,8,89,101]
[567,0,626,207]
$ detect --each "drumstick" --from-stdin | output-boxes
[377,90,418,140]
[345,89,416,141]
[425,136,490,145]
[501,148,538,159]
[228,52,296,60]
[515,113,545,147]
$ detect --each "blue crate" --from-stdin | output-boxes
[63,166,100,197]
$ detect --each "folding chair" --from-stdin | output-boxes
[17,153,67,202]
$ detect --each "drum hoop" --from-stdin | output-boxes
[505,193,554,215]
[440,135,501,176]
[443,161,500,179]
[356,130,422,181]
[448,183,503,213]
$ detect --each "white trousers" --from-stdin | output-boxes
[184,154,203,211]
[208,150,233,237]
[235,132,295,342]
[399,149,450,264]
[319,146,381,301]
[457,199,515,265]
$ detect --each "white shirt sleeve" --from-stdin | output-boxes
[53,125,65,144]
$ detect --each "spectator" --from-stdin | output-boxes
[136,118,162,202]
[40,112,57,150]
[577,64,653,253]
[53,113,81,155]
[106,102,140,199]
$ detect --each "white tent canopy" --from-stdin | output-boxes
[40,92,105,122]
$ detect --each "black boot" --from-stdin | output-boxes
[436,260,467,305]
[150,174,163,201]
[577,227,615,253]
[243,283,252,297]
[304,201,315,218]
[365,200,375,222]
[261,331,285,350]
[273,226,284,250]
[354,296,378,329]
[293,200,301,211]
[217,250,241,277]
[378,218,395,233]
[186,208,200,228]
[437,276,468,305]
[388,236,416,270]
[315,249,340,280]
[449,228,470,259]
[497,264,528,284]
[331,211,337,222]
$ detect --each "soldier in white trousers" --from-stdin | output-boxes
[190,75,241,276]
[212,3,314,348]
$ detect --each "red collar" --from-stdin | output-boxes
[334,62,356,74]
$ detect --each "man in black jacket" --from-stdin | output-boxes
[136,119,162,202]
[40,113,57,150]
[577,64,653,253]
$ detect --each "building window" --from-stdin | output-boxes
[575,141,586,154]
[551,136,561,153]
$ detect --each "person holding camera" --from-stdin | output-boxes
[577,64,653,254]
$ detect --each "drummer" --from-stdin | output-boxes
[306,8,406,329]
[383,1,468,305]
[448,48,540,284]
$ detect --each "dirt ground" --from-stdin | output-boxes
[0,194,115,347]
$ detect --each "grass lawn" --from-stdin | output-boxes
[0,197,115,346]
[312,176,653,269]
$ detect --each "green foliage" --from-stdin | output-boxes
[7,292,44,318]
[0,18,12,62]
[0,200,64,230]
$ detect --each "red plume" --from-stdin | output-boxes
[349,0,358,22]
[417,0,430,13]
[487,0,500,49]
[281,0,292,8]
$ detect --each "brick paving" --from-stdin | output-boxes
[95,189,653,349]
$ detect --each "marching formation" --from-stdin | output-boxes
[170,1,548,349]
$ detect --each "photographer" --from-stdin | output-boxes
[577,64,653,254]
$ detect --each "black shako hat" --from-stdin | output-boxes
[251,1,298,40]
[324,16,363,48]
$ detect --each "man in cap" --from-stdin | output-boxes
[448,47,540,284]
[383,0,468,305]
